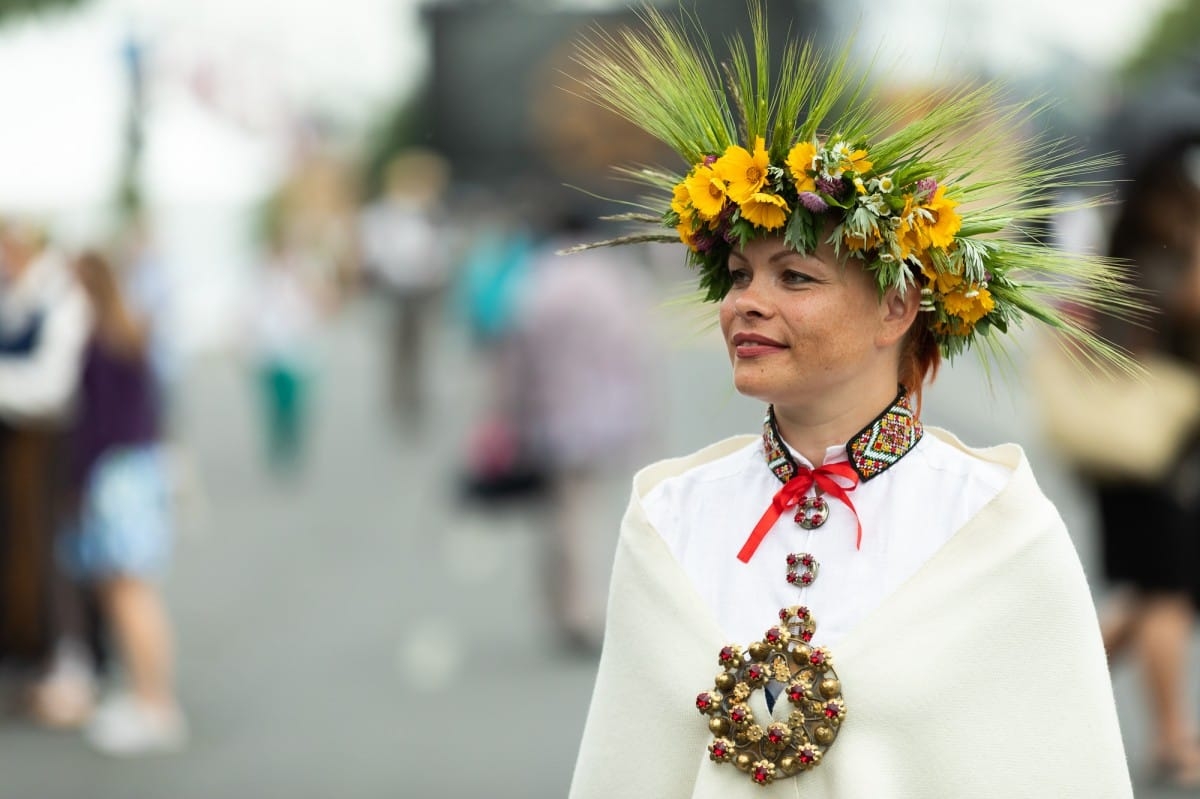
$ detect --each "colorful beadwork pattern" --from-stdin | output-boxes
[846,392,923,481]
[762,389,922,486]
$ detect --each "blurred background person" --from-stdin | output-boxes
[358,149,453,430]
[51,250,184,756]
[1090,127,1200,787]
[245,227,332,477]
[493,212,660,652]
[0,220,92,721]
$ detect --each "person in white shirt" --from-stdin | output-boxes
[0,222,92,719]
[564,5,1141,797]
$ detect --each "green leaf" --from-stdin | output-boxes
[784,208,816,254]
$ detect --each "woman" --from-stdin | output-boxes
[1094,137,1200,788]
[566,5,1137,797]
[57,251,185,755]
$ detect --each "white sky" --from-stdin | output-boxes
[0,0,425,212]
[0,0,1176,215]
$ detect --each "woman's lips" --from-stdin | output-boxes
[731,332,787,357]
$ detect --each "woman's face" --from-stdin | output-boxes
[718,235,906,411]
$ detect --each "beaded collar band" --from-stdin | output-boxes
[763,390,923,485]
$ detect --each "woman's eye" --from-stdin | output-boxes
[782,270,813,285]
[729,268,750,286]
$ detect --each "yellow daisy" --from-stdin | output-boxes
[684,165,728,220]
[671,181,691,217]
[786,141,818,193]
[942,286,995,325]
[675,208,699,251]
[845,148,872,175]
[715,137,769,204]
[924,185,962,249]
[919,258,964,295]
[739,191,790,230]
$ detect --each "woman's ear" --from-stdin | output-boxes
[877,285,922,348]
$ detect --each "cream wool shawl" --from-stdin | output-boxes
[570,429,1132,798]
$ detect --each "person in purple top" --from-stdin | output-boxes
[55,250,186,755]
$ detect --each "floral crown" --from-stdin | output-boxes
[566,3,1142,367]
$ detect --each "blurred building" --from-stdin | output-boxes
[421,0,826,216]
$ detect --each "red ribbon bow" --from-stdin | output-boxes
[737,462,862,563]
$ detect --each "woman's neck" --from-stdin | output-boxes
[773,379,901,466]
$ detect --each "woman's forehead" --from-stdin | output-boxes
[729,238,835,266]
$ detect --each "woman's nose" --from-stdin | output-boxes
[733,282,771,318]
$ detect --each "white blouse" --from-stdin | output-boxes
[642,430,1012,649]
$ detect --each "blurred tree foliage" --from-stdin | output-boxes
[1124,0,1200,78]
[0,0,84,23]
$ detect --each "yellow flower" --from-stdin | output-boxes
[786,141,818,193]
[846,148,872,175]
[715,136,769,204]
[684,165,728,220]
[739,191,790,230]
[843,226,880,253]
[675,208,699,251]
[942,286,995,325]
[924,185,962,249]
[671,181,691,217]
[896,194,924,258]
[827,142,873,177]
[918,258,963,294]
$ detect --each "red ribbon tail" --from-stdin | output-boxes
[737,505,781,563]
[737,476,811,563]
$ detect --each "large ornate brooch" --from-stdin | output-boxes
[694,555,845,786]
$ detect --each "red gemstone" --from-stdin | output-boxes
[719,646,736,664]
[712,742,727,757]
[799,749,815,764]
[748,665,764,680]
[766,627,782,643]
[731,707,747,722]
[779,608,791,620]
[787,573,800,584]
[825,703,840,719]
[801,630,814,642]
[810,650,826,665]
[800,573,814,585]
[786,553,799,566]
[801,554,815,566]
[787,683,805,702]
[797,606,810,619]
[768,728,785,743]
[696,692,714,711]
[753,767,769,783]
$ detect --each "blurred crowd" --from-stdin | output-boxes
[0,141,663,757]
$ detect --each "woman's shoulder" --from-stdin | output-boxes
[633,435,761,502]
[913,427,1018,489]
[916,427,1065,524]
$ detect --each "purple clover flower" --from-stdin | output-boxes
[693,230,720,253]
[816,176,846,198]
[703,154,719,166]
[798,192,829,213]
[916,177,938,198]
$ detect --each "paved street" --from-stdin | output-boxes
[0,279,1195,799]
